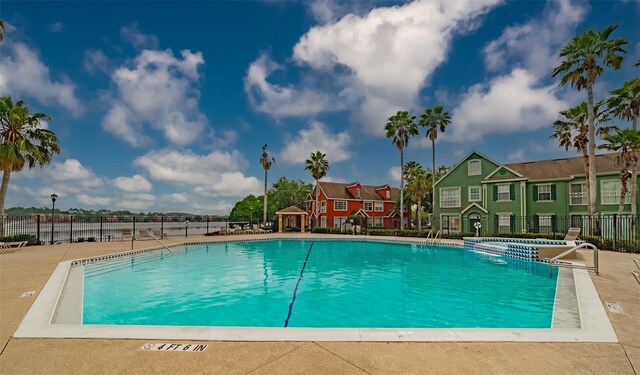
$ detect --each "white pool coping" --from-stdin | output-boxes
[14,241,618,342]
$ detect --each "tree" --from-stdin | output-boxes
[259,144,275,226]
[385,111,418,230]
[419,105,451,216]
[0,20,6,42]
[268,177,312,213]
[598,129,640,214]
[304,151,329,227]
[550,101,614,215]
[405,165,430,230]
[228,195,262,222]
[0,96,60,229]
[552,24,628,215]
[607,78,640,216]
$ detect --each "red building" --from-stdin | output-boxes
[305,181,410,229]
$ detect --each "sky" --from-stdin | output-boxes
[0,0,638,214]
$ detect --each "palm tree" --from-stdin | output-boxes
[552,24,628,215]
[405,166,430,231]
[0,95,61,231]
[304,151,329,228]
[0,20,6,43]
[385,111,418,230]
[607,78,640,216]
[598,129,640,214]
[550,101,613,215]
[259,144,275,226]
[419,105,451,217]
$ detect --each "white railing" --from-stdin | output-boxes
[548,242,599,276]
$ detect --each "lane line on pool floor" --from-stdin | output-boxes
[283,240,315,327]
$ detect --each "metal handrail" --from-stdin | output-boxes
[149,233,173,254]
[434,230,442,244]
[548,242,599,276]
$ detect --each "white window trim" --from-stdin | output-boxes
[439,186,461,208]
[468,185,481,202]
[601,180,630,206]
[569,182,587,206]
[385,190,391,199]
[497,212,511,232]
[320,200,326,213]
[467,160,481,176]
[333,216,348,228]
[364,201,373,212]
[334,200,347,211]
[440,214,461,233]
[496,184,511,202]
[537,183,552,202]
[320,217,327,227]
[537,213,554,234]
[374,202,384,212]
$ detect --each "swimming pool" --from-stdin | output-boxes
[16,236,618,342]
[82,239,557,328]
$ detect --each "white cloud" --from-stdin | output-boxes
[77,194,112,206]
[113,174,152,193]
[120,23,159,50]
[482,0,587,77]
[244,53,342,117]
[47,22,64,32]
[102,48,207,146]
[0,43,83,115]
[449,69,568,142]
[166,193,189,203]
[83,49,110,74]
[114,200,154,211]
[280,121,351,164]
[124,193,155,202]
[388,166,401,182]
[507,148,526,162]
[134,149,261,198]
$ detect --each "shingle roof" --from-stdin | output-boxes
[503,153,619,181]
[276,206,307,214]
[317,181,400,201]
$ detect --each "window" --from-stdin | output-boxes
[320,200,326,213]
[468,186,481,202]
[320,217,327,227]
[356,188,361,197]
[386,190,390,199]
[334,217,348,228]
[367,217,373,227]
[374,202,384,212]
[497,184,510,201]
[497,213,511,233]
[334,200,347,211]
[538,215,553,234]
[440,215,461,233]
[602,180,630,205]
[440,187,461,208]
[364,201,373,211]
[537,184,551,201]
[468,159,481,176]
[570,183,587,205]
[374,217,383,227]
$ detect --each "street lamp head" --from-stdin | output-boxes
[50,193,58,203]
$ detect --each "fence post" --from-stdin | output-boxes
[132,216,136,250]
[69,216,73,243]
[36,215,41,244]
[100,216,103,242]
[612,213,617,251]
[206,216,209,234]
[161,216,164,237]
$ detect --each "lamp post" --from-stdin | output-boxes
[50,193,57,245]
[250,207,253,227]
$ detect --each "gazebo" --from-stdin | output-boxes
[275,206,308,233]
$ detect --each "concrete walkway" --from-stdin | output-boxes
[0,234,638,374]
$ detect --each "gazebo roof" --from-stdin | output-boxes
[276,206,308,215]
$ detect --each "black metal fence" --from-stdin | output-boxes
[0,215,233,244]
[435,214,639,250]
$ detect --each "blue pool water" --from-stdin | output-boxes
[82,239,559,328]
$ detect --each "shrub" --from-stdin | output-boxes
[87,237,96,242]
[0,234,38,245]
[76,237,85,243]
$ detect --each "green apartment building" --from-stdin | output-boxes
[433,151,640,240]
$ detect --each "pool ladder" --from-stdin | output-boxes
[149,233,173,254]
[425,230,442,244]
[548,242,599,276]
[632,259,640,285]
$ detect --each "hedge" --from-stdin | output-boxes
[0,234,38,245]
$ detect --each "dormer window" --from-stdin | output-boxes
[468,160,481,176]
[356,188,361,197]
[386,190,390,199]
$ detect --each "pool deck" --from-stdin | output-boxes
[1,233,638,374]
